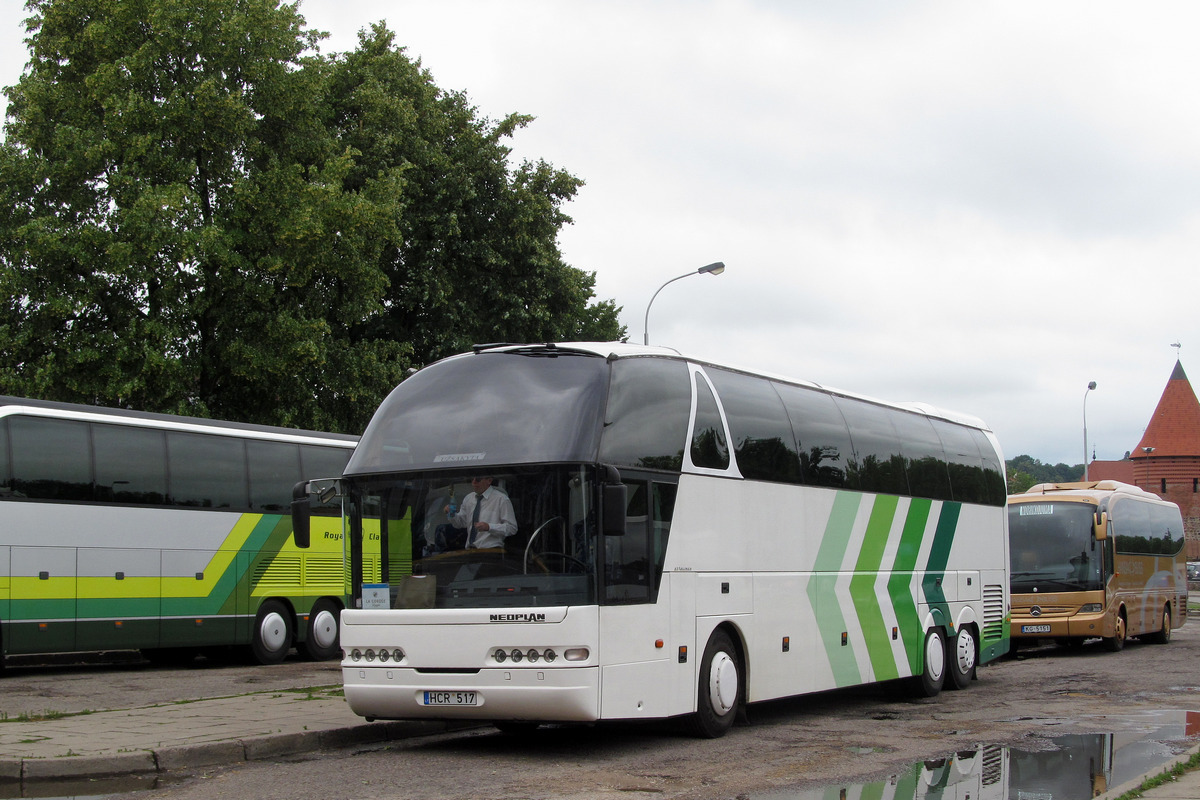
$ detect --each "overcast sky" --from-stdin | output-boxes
[3,2,1198,465]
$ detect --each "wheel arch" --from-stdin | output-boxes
[696,620,749,705]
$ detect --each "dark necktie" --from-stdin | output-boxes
[468,493,484,547]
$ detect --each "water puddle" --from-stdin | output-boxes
[752,710,1200,800]
[0,772,173,799]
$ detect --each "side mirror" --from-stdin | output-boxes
[292,481,311,549]
[603,484,627,536]
[1093,511,1108,541]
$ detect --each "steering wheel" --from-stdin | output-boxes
[523,516,565,574]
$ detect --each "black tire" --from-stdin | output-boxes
[250,599,294,665]
[915,627,946,697]
[1102,612,1127,652]
[1148,606,1172,645]
[302,599,341,661]
[684,630,742,738]
[947,626,977,690]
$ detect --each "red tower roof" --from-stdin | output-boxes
[1131,360,1200,458]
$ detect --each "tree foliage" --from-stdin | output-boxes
[1005,455,1084,494]
[0,0,623,432]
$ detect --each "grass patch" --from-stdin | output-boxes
[1112,748,1200,800]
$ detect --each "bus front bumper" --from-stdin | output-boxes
[1010,611,1109,640]
[342,665,600,723]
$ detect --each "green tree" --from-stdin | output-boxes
[325,24,621,364]
[0,2,623,431]
[1005,455,1084,494]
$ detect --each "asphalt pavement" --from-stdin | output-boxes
[0,670,1198,799]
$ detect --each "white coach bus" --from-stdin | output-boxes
[293,343,1010,736]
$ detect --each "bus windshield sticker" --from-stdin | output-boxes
[1019,505,1055,516]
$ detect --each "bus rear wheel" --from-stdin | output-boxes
[685,630,741,738]
[251,600,294,664]
[302,599,341,661]
[1148,606,1172,645]
[915,627,946,697]
[947,626,977,690]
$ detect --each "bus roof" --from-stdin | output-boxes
[455,342,995,433]
[1014,480,1165,503]
[0,395,359,446]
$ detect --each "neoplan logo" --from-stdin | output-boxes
[489,613,547,622]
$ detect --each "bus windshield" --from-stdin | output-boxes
[351,465,599,610]
[1009,502,1103,592]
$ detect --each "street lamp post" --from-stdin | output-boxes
[1083,381,1096,480]
[643,262,726,346]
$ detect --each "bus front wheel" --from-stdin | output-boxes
[302,599,341,660]
[1103,612,1127,652]
[686,630,742,738]
[251,600,294,664]
[915,628,946,697]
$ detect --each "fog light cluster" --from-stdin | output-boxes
[492,647,590,663]
[347,647,405,662]
[494,647,556,663]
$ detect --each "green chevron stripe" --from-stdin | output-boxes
[891,760,921,800]
[888,498,932,673]
[921,501,961,633]
[861,775,888,800]
[850,494,899,681]
[807,491,863,686]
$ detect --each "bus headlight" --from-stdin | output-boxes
[349,648,363,661]
[494,648,508,662]
[542,649,557,662]
[564,647,590,661]
[1078,603,1104,614]
[364,648,377,661]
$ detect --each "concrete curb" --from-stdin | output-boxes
[0,719,457,791]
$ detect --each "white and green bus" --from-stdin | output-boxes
[293,343,1010,736]
[0,396,357,666]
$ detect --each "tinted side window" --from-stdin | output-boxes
[248,440,302,511]
[94,423,167,504]
[971,429,1007,506]
[168,433,249,509]
[0,418,9,492]
[690,375,729,470]
[834,398,908,496]
[300,445,352,480]
[932,420,988,505]
[1114,499,1185,555]
[890,412,952,501]
[600,358,690,472]
[10,416,93,500]
[708,369,801,483]
[774,383,853,488]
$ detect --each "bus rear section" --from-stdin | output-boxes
[1009,481,1186,651]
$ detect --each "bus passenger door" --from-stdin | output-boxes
[599,480,680,720]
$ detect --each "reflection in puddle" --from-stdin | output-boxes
[0,772,169,800]
[754,710,1200,800]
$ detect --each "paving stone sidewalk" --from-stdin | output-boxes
[0,685,450,791]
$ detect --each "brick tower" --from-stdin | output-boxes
[1128,360,1200,559]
